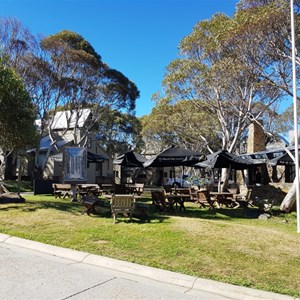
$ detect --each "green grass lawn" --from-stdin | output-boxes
[0,192,299,297]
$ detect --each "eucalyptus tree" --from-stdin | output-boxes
[235,0,300,211]
[0,17,38,72]
[156,1,296,188]
[35,30,139,142]
[8,28,140,178]
[95,106,144,158]
[141,97,219,154]
[164,13,282,152]
[0,63,36,179]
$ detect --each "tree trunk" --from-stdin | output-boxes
[0,160,5,180]
[220,168,230,192]
[280,178,297,212]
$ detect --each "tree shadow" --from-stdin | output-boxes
[163,204,263,220]
[0,199,81,215]
[1,195,265,223]
[68,200,170,224]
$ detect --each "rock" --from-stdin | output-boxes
[258,213,270,220]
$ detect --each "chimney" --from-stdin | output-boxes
[247,121,265,153]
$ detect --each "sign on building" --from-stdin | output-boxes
[63,147,87,183]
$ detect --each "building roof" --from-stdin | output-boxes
[50,109,91,130]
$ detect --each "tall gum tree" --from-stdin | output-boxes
[0,63,36,179]
[1,26,140,178]
[36,31,139,170]
[235,0,300,211]
[141,97,219,154]
[158,4,288,189]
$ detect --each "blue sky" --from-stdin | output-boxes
[0,0,238,116]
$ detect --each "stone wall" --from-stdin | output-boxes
[247,121,265,153]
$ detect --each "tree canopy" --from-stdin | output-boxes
[147,0,297,154]
[0,63,36,150]
[0,19,141,177]
[141,97,219,154]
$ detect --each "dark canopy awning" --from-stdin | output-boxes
[194,150,256,170]
[87,151,106,163]
[143,145,205,168]
[269,151,298,166]
[113,150,146,168]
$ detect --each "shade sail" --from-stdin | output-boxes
[87,151,107,163]
[143,146,205,168]
[269,151,298,166]
[194,150,256,170]
[113,150,146,168]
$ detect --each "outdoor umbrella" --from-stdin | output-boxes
[194,150,255,170]
[113,150,146,168]
[143,145,205,168]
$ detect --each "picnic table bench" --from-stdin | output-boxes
[125,183,145,195]
[77,184,103,198]
[101,183,115,194]
[52,184,72,199]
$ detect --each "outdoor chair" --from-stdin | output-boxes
[196,190,209,208]
[196,189,216,209]
[233,186,253,208]
[189,186,199,202]
[111,195,135,223]
[151,190,168,211]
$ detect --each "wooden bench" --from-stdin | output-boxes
[125,183,145,195]
[81,195,105,215]
[52,184,72,199]
[77,184,103,198]
[101,184,115,194]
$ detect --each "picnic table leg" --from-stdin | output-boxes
[178,198,186,212]
[71,184,77,202]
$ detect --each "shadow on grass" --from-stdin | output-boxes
[187,206,262,220]
[85,204,170,224]
[0,199,81,215]
[0,197,170,224]
[0,195,266,223]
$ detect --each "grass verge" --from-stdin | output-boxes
[0,192,299,297]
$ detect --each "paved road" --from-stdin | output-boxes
[0,234,297,300]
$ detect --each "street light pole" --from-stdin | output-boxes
[290,0,300,233]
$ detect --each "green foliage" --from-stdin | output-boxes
[275,104,300,134]
[103,68,139,112]
[43,30,102,62]
[142,98,220,152]
[154,1,295,152]
[93,106,144,157]
[0,63,37,150]
[41,30,102,67]
[40,30,139,114]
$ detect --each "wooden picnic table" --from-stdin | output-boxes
[165,194,191,212]
[77,184,103,197]
[52,183,72,199]
[210,191,239,208]
[125,183,145,195]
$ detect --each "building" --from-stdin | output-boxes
[28,109,113,184]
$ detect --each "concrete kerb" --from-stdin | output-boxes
[0,233,298,300]
[192,278,297,300]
